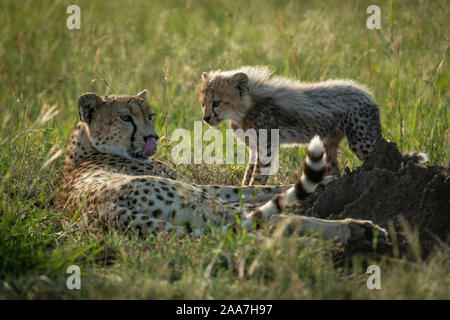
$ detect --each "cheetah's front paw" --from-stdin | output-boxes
[343,219,391,252]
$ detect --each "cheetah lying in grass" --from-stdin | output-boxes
[55,90,390,250]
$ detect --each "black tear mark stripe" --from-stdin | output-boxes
[236,85,243,96]
[129,117,137,147]
[81,103,94,124]
[87,108,94,124]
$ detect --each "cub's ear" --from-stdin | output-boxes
[202,72,208,80]
[77,93,104,124]
[137,89,148,101]
[231,72,249,96]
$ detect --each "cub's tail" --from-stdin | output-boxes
[243,136,327,226]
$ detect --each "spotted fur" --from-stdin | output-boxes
[56,91,389,249]
[199,66,383,185]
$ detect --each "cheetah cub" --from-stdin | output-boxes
[199,66,383,186]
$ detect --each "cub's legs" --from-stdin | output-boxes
[244,130,274,186]
[249,155,271,186]
[242,146,271,186]
[242,150,256,186]
[345,104,383,160]
[324,132,344,176]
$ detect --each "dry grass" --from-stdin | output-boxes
[0,0,448,299]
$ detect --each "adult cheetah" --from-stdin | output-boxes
[55,90,389,249]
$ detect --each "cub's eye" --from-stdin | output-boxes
[149,113,156,121]
[212,100,220,108]
[120,115,132,122]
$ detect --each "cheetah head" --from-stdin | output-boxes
[198,71,251,127]
[77,90,159,162]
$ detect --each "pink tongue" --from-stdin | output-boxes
[143,137,157,157]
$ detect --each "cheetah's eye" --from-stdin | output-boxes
[119,115,132,122]
[212,100,220,108]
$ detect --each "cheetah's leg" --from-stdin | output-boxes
[193,184,287,203]
[242,147,257,186]
[268,215,390,249]
[116,208,176,237]
[248,131,274,186]
[324,132,344,176]
[345,104,383,161]
[249,156,270,186]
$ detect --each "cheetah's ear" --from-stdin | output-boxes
[202,72,208,80]
[231,72,249,97]
[77,93,104,124]
[136,89,148,101]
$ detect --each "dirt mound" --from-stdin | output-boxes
[297,139,449,256]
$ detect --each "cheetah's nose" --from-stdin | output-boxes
[144,134,159,142]
[203,115,211,123]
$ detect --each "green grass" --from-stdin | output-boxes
[0,0,449,299]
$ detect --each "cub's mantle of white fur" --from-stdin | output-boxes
[199,65,383,186]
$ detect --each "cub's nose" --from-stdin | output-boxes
[203,115,211,123]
